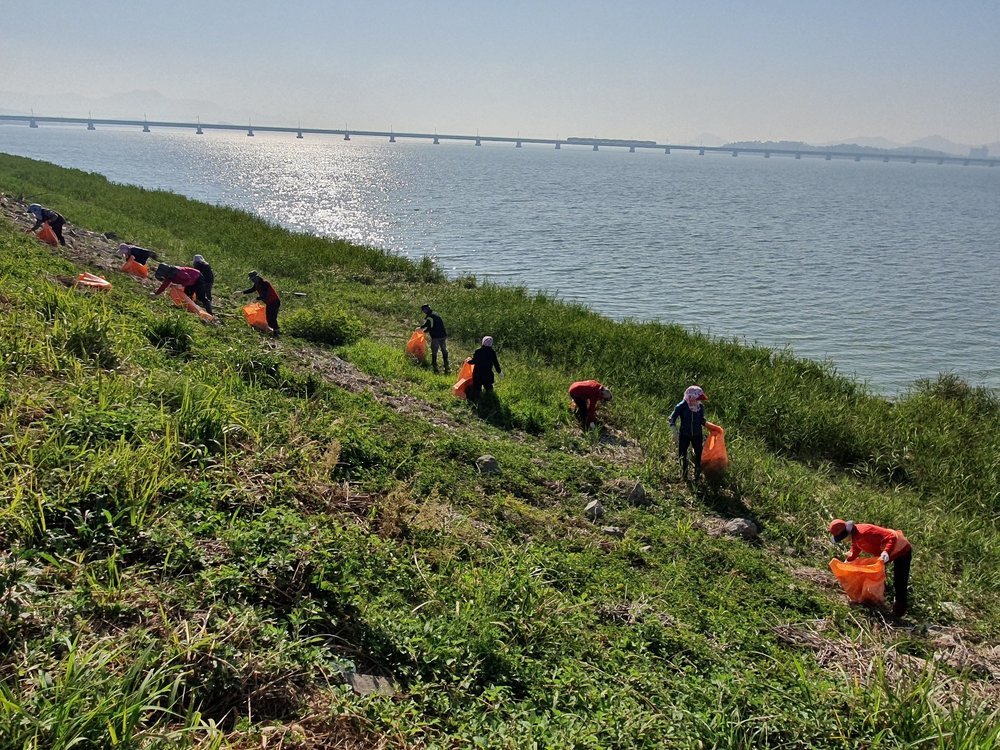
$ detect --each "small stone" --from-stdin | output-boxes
[723,518,758,541]
[627,482,649,506]
[346,673,397,696]
[585,499,604,521]
[601,526,625,538]
[939,601,966,621]
[475,455,500,474]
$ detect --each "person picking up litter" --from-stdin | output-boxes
[670,385,708,481]
[191,255,214,314]
[151,263,203,301]
[829,519,912,617]
[117,243,159,265]
[27,203,68,246]
[242,271,281,336]
[420,304,449,374]
[468,336,502,403]
[568,380,613,429]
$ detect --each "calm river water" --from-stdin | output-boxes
[2,125,998,394]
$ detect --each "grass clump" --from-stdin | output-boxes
[145,314,194,355]
[282,305,363,346]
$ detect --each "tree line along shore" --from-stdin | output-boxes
[0,152,998,748]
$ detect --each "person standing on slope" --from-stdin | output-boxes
[191,254,214,314]
[829,519,912,617]
[420,304,449,374]
[468,336,502,403]
[670,385,708,481]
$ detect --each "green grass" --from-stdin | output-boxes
[0,152,997,748]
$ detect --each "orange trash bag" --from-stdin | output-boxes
[74,273,111,292]
[702,421,729,475]
[242,301,272,332]
[36,224,59,246]
[121,258,148,278]
[405,329,427,362]
[451,359,475,399]
[168,285,214,322]
[829,557,886,606]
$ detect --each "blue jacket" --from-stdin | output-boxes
[670,401,706,436]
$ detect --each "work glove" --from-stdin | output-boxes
[880,551,890,563]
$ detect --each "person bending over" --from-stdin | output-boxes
[830,518,912,617]
[242,271,281,335]
[27,203,67,246]
[568,380,613,429]
[468,336,502,403]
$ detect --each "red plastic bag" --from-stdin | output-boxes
[406,329,427,362]
[702,422,729,475]
[451,359,475,399]
[121,258,148,278]
[242,301,272,332]
[74,273,111,292]
[168,285,214,322]
[829,557,886,606]
[37,224,59,246]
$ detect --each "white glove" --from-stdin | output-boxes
[879,551,890,563]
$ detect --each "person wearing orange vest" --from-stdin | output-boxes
[242,271,281,336]
[829,519,912,617]
[568,380,612,428]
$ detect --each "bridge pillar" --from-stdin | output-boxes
[764,151,770,158]
[593,144,599,151]
[196,126,204,135]
[731,150,738,157]
[629,145,635,153]
[825,153,831,160]
[516,140,522,148]
[698,148,704,156]
[29,118,38,128]
[664,147,670,154]
[883,156,889,163]
[296,130,303,139]
[389,133,395,142]
[910,157,916,164]
[937,159,944,165]
[963,160,969,166]
[87,121,96,131]
[794,152,801,159]
[433,136,440,145]
[344,132,350,141]
[142,122,151,133]
[554,142,560,149]
[855,155,861,162]
[475,137,481,146]
[247,128,254,137]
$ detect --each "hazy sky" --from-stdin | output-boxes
[3,0,999,144]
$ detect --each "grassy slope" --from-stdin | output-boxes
[0,153,998,749]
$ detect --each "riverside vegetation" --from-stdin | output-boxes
[0,152,998,749]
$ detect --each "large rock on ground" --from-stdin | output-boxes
[628,482,650,507]
[475,455,500,474]
[723,518,759,541]
[585,499,604,521]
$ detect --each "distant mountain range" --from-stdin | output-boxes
[678,135,997,157]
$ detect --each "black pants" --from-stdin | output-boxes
[49,218,66,246]
[573,397,596,426]
[892,550,912,613]
[468,379,493,403]
[678,433,704,476]
[185,279,213,314]
[265,299,280,334]
[431,336,449,372]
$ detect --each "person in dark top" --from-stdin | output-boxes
[420,304,449,373]
[468,336,502,403]
[190,255,214,314]
[117,243,159,266]
[27,204,67,246]
[669,385,708,481]
[242,271,280,335]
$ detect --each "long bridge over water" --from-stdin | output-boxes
[2,114,996,168]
